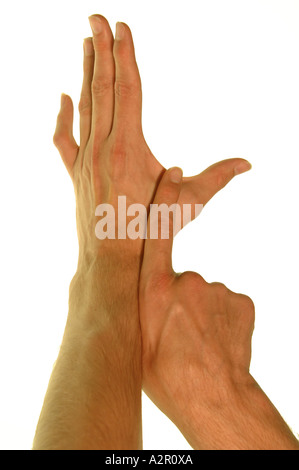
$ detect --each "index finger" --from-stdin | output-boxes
[142,167,183,279]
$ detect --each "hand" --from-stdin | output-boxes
[53,15,252,267]
[139,168,299,450]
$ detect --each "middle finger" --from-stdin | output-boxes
[89,15,115,143]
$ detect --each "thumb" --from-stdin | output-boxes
[142,167,183,280]
[53,94,79,177]
[181,158,252,209]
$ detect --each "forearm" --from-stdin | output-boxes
[176,375,299,450]
[33,253,142,450]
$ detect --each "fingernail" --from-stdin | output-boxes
[83,37,94,56]
[169,167,183,184]
[234,161,252,175]
[115,22,125,40]
[89,15,103,35]
[61,93,67,106]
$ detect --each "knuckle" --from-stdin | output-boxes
[53,133,59,147]
[179,271,206,289]
[53,131,65,148]
[209,282,231,312]
[215,171,229,189]
[78,95,92,115]
[114,78,141,98]
[230,291,255,331]
[239,294,255,320]
[210,282,229,299]
[92,77,114,97]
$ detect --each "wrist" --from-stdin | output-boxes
[74,243,141,290]
[177,374,299,450]
[67,248,141,335]
[77,237,143,270]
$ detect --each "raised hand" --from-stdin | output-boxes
[53,15,252,262]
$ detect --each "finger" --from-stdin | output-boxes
[198,158,252,205]
[112,22,142,135]
[88,15,115,141]
[142,167,183,279]
[53,94,79,177]
[182,158,252,207]
[227,291,255,358]
[78,37,94,149]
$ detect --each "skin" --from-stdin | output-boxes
[33,14,260,450]
[139,168,299,450]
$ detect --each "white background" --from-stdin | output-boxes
[0,0,299,450]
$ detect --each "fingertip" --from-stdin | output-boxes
[234,160,252,176]
[60,93,67,107]
[153,167,183,206]
[168,167,183,184]
[115,22,126,41]
[60,93,73,109]
[54,94,77,154]
[89,15,103,35]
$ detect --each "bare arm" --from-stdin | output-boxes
[33,253,142,450]
[33,14,255,450]
[33,16,146,450]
